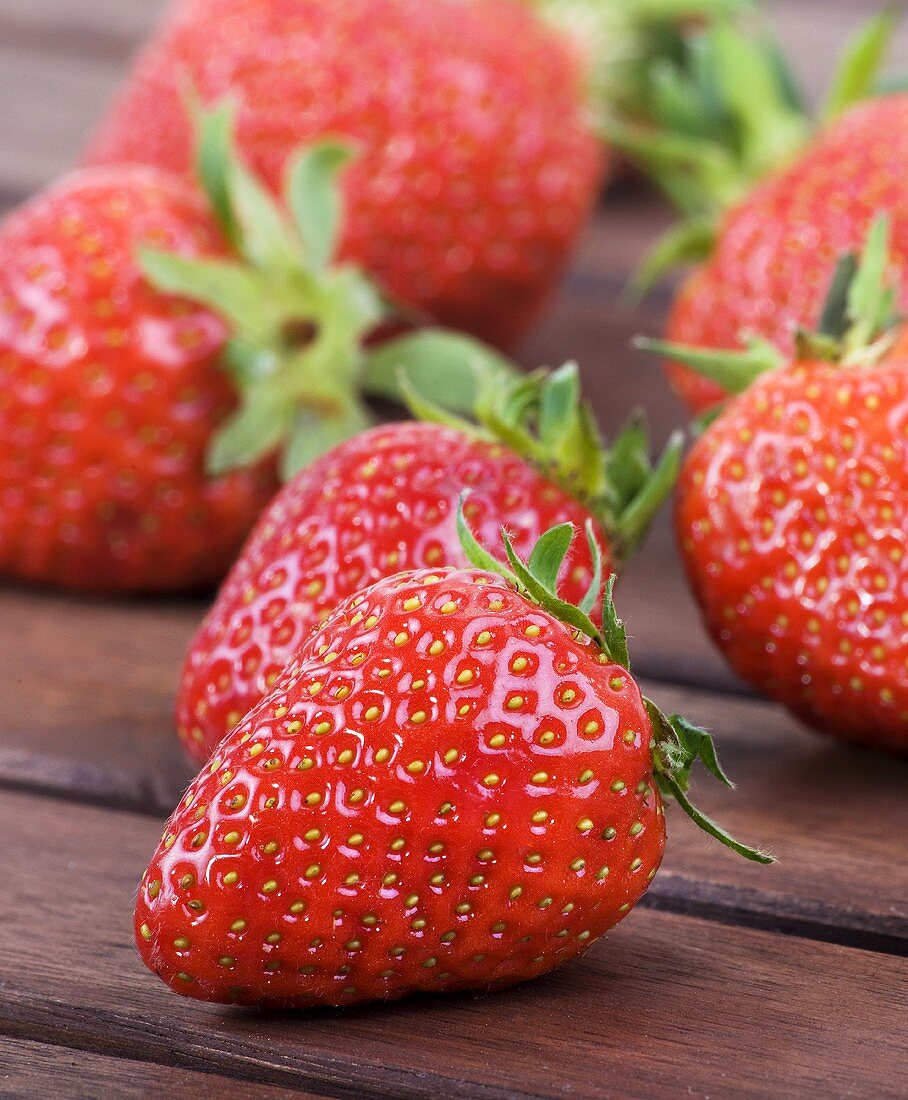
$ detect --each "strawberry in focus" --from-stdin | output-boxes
[84,0,603,350]
[176,366,681,761]
[650,220,908,751]
[137,519,770,1008]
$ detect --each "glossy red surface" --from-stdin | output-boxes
[665,95,908,414]
[177,421,613,762]
[85,0,604,349]
[138,567,665,1007]
[676,359,908,750]
[0,167,275,592]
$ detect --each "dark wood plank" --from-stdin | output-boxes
[1,789,904,1100]
[0,1036,310,1099]
[2,578,906,947]
[3,0,908,202]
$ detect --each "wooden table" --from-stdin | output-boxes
[1,2,906,1097]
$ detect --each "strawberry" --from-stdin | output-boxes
[137,518,770,1008]
[176,365,682,761]
[524,0,747,134]
[666,93,908,413]
[0,110,499,593]
[84,0,603,350]
[654,220,908,751]
[607,12,901,413]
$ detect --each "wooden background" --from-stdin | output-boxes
[0,1,906,1097]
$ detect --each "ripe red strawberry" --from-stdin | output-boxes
[666,94,908,413]
[84,0,603,350]
[0,166,271,592]
[605,11,901,413]
[665,222,908,751]
[176,365,681,761]
[137,520,769,1008]
[0,110,499,593]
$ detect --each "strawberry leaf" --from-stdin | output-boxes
[646,699,772,863]
[138,250,275,344]
[194,98,241,248]
[658,772,775,864]
[668,713,734,788]
[208,385,298,476]
[634,334,783,394]
[822,6,899,121]
[456,512,773,865]
[281,398,372,481]
[502,531,604,648]
[362,330,515,417]
[578,521,603,616]
[600,575,630,669]
[527,523,575,592]
[287,142,355,273]
[455,495,518,584]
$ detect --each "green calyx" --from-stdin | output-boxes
[457,504,774,864]
[140,102,514,480]
[635,213,903,403]
[612,8,899,289]
[530,0,749,135]
[405,360,682,567]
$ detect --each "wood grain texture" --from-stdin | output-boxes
[0,1036,311,1100]
[2,0,908,202]
[1,789,905,1100]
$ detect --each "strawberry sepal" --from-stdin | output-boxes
[617,10,898,283]
[139,103,512,479]
[636,214,904,409]
[531,0,749,137]
[412,362,680,564]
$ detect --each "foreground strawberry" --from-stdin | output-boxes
[176,365,681,761]
[647,221,908,751]
[84,0,602,350]
[137,518,769,1008]
[0,111,498,592]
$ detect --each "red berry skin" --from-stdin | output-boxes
[676,360,908,751]
[0,168,276,593]
[85,0,603,350]
[177,422,612,762]
[665,95,908,414]
[137,568,665,1008]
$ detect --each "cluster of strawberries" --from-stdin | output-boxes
[0,0,904,1009]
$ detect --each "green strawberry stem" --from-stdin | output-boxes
[636,213,903,400]
[457,501,774,864]
[139,101,517,479]
[529,0,749,138]
[409,361,683,567]
[612,9,898,287]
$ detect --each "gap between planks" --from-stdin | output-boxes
[0,786,903,1100]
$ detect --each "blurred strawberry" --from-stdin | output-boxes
[85,0,603,350]
[609,11,902,412]
[527,0,747,135]
[0,111,504,593]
